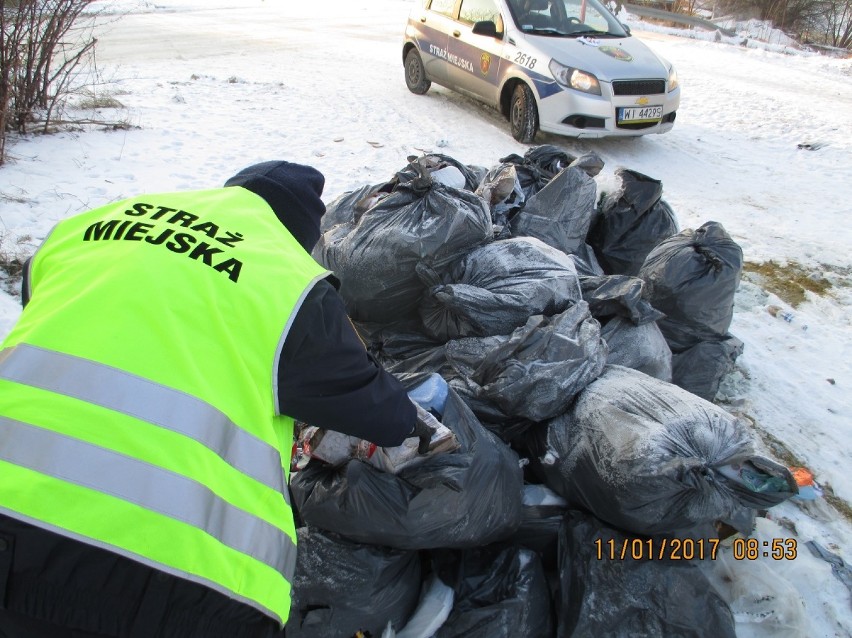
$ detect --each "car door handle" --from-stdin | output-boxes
[420,16,426,22]
[453,30,461,37]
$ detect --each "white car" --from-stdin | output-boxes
[402,0,680,142]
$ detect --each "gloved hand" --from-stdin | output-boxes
[412,403,439,455]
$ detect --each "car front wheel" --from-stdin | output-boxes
[404,48,431,95]
[510,83,538,143]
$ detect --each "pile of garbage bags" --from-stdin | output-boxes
[287,147,798,637]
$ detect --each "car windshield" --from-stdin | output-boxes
[506,0,629,37]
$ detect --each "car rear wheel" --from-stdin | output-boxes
[404,48,431,95]
[510,83,538,143]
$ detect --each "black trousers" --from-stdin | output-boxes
[0,515,285,638]
[0,608,112,637]
[0,609,287,638]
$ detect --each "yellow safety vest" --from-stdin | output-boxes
[0,186,329,625]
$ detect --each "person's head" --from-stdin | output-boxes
[224,161,326,252]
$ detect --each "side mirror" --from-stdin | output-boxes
[621,22,631,34]
[472,20,501,38]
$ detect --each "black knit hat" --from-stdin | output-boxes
[224,160,326,251]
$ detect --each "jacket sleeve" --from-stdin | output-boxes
[21,256,31,307]
[277,279,416,447]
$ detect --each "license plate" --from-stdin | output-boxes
[617,105,663,123]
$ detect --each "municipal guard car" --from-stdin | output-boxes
[402,0,680,142]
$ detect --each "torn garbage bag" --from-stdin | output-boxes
[474,164,526,230]
[431,546,553,638]
[568,152,605,178]
[443,302,607,425]
[390,573,455,638]
[290,376,524,549]
[557,510,737,638]
[313,159,492,324]
[509,165,597,256]
[394,153,485,191]
[639,221,743,352]
[587,168,679,276]
[418,237,583,341]
[286,527,421,638]
[499,145,603,196]
[294,413,459,475]
[498,151,559,198]
[528,365,797,536]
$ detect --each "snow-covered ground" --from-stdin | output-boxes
[0,0,850,635]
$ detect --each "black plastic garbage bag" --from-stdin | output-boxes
[588,168,679,276]
[432,546,553,638]
[418,237,583,341]
[528,365,797,536]
[290,377,524,550]
[671,335,744,401]
[395,153,485,191]
[570,244,605,277]
[286,527,421,638]
[600,316,672,381]
[320,181,393,232]
[557,511,737,638]
[365,323,446,372]
[443,302,607,424]
[639,221,743,352]
[314,161,493,324]
[520,144,574,176]
[510,166,598,256]
[580,275,665,325]
[508,484,569,569]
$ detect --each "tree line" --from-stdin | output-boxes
[664,0,851,49]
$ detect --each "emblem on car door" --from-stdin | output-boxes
[480,53,491,75]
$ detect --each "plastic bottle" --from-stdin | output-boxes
[407,373,449,417]
[767,305,807,330]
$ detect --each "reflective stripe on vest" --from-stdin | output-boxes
[0,415,296,577]
[0,343,287,497]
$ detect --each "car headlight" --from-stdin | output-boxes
[668,66,679,92]
[549,59,601,96]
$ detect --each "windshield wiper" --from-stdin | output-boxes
[524,27,569,36]
[567,29,621,37]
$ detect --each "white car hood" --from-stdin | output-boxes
[518,32,670,81]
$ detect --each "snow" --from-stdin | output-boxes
[0,0,850,635]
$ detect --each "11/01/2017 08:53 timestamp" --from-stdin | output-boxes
[594,537,798,561]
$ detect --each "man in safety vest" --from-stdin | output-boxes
[0,161,434,637]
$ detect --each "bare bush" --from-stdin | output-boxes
[0,0,102,164]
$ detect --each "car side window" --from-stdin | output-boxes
[429,0,457,17]
[459,0,503,30]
